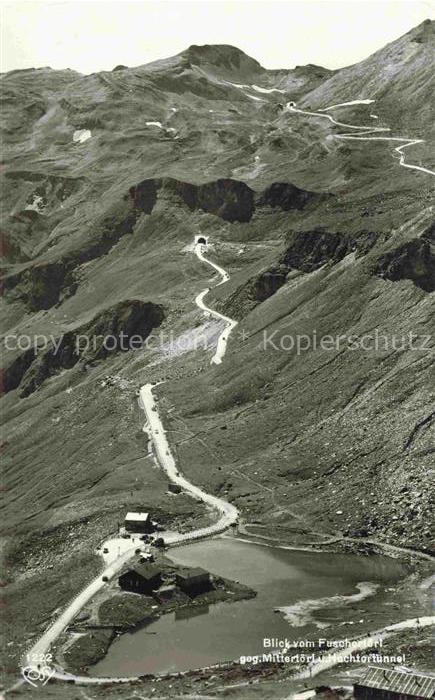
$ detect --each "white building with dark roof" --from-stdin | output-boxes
[124,511,154,533]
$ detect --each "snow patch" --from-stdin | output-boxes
[251,84,285,94]
[277,582,379,628]
[146,121,163,128]
[73,129,91,144]
[291,692,316,700]
[321,99,375,111]
[25,195,46,213]
[228,81,249,89]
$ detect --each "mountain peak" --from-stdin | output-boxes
[408,17,434,43]
[181,44,263,75]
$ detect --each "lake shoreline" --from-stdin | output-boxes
[60,554,257,674]
[86,536,432,681]
[228,526,435,564]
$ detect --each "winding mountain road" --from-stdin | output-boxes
[18,129,434,688]
[286,102,435,177]
[19,545,143,685]
[20,239,239,687]
[194,243,238,364]
[139,382,239,544]
[138,242,240,542]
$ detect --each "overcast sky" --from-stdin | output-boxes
[1,0,434,74]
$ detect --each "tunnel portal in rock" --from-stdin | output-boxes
[195,236,208,245]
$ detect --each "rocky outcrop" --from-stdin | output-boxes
[2,210,43,263]
[373,238,435,292]
[221,229,381,318]
[129,179,158,214]
[4,261,77,310]
[345,482,434,549]
[132,177,255,222]
[2,347,36,394]
[133,177,328,222]
[281,229,355,272]
[166,178,254,222]
[0,173,84,262]
[252,267,288,302]
[181,44,263,79]
[0,232,24,263]
[280,228,381,272]
[422,220,434,243]
[3,178,332,310]
[4,171,83,212]
[3,200,138,310]
[2,176,255,310]
[220,266,289,320]
[257,182,330,211]
[2,300,165,397]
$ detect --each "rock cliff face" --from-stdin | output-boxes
[130,177,334,223]
[3,300,164,397]
[281,229,356,272]
[167,178,255,222]
[252,267,289,301]
[4,261,78,310]
[281,228,384,271]
[257,182,330,211]
[2,178,329,309]
[373,238,435,292]
[1,172,84,262]
[130,177,256,222]
[129,179,159,214]
[422,221,434,242]
[221,228,383,318]
[219,266,289,319]
[3,198,139,309]
[129,177,331,222]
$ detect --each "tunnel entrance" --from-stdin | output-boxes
[195,235,208,245]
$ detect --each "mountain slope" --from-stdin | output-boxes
[302,19,435,137]
[1,22,434,683]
